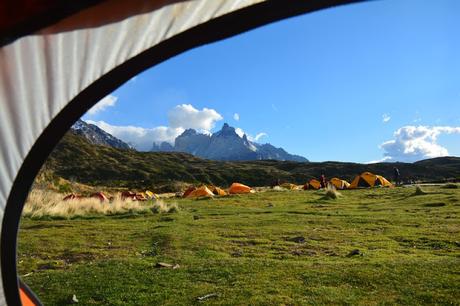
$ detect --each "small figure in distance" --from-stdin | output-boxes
[320,174,327,189]
[393,167,401,186]
[271,178,281,188]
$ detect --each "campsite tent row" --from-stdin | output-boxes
[303,172,393,190]
[184,183,253,198]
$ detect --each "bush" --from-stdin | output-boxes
[413,185,428,195]
[322,184,341,200]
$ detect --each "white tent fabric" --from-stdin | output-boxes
[0,0,263,303]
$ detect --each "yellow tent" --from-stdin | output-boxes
[304,179,321,190]
[349,172,393,189]
[228,183,252,194]
[145,190,158,200]
[212,187,228,196]
[330,178,350,190]
[375,175,393,187]
[186,186,214,198]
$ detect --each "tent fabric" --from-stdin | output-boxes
[186,186,214,198]
[212,187,228,196]
[304,179,321,190]
[330,178,350,190]
[349,172,393,189]
[375,175,393,187]
[228,183,252,194]
[145,190,158,200]
[182,186,196,198]
[0,1,365,304]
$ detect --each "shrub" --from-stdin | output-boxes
[323,184,341,200]
[413,185,428,195]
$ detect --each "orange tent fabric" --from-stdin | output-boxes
[308,179,321,189]
[349,172,393,189]
[182,186,196,198]
[330,178,350,190]
[187,186,214,198]
[228,183,252,194]
[212,187,228,196]
[19,287,37,306]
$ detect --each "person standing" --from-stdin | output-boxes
[393,167,401,186]
[320,174,327,188]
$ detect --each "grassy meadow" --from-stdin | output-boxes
[18,185,460,305]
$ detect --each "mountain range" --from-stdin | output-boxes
[152,123,308,162]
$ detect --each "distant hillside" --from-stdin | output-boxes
[152,123,308,162]
[41,131,460,191]
[71,119,131,150]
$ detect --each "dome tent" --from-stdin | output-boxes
[229,182,252,194]
[303,179,322,190]
[0,1,366,304]
[349,172,393,189]
[330,178,350,190]
[186,186,214,198]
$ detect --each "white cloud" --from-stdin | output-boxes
[235,127,268,143]
[379,125,460,162]
[254,132,268,141]
[168,104,223,133]
[85,104,222,151]
[86,120,183,151]
[233,113,240,121]
[382,113,391,123]
[87,95,117,115]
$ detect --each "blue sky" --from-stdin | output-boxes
[84,0,460,163]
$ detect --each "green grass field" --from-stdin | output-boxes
[18,186,460,305]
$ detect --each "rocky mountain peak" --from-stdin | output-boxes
[70,119,131,150]
[181,128,198,137]
[213,122,238,138]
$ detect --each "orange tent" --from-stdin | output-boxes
[228,183,252,194]
[330,178,350,190]
[186,186,214,198]
[212,187,228,196]
[182,186,197,198]
[349,172,393,189]
[304,179,321,190]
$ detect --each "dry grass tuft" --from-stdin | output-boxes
[322,184,341,200]
[23,190,178,219]
[413,185,428,195]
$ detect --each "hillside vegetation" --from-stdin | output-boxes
[40,132,460,192]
